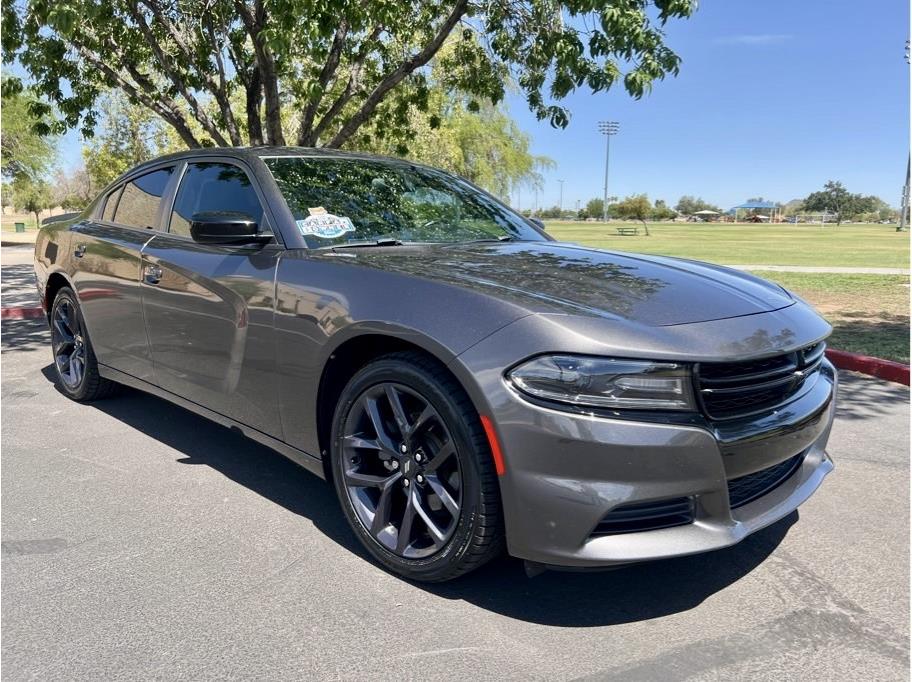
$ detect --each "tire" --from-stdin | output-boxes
[330,351,504,582]
[49,287,119,401]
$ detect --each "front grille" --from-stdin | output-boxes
[727,452,805,508]
[696,341,826,420]
[592,497,694,536]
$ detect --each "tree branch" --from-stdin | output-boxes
[296,20,349,146]
[72,44,200,148]
[326,1,468,148]
[128,2,229,146]
[235,0,284,145]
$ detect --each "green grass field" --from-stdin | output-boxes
[545,221,910,269]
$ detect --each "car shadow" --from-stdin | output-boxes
[835,370,910,421]
[38,362,798,627]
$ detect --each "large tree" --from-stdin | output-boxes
[0,79,58,180]
[674,195,720,215]
[3,1,696,150]
[803,181,885,225]
[614,193,652,234]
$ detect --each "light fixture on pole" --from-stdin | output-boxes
[598,121,620,222]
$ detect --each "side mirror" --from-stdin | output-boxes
[189,211,270,245]
[528,217,546,231]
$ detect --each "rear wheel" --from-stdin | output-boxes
[330,352,504,582]
[49,287,118,401]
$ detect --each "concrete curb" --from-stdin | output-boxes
[0,304,908,386]
[1,306,44,320]
[826,349,910,386]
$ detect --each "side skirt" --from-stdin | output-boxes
[98,364,327,480]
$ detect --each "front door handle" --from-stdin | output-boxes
[74,244,86,258]
[144,264,163,285]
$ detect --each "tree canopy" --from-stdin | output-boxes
[674,195,720,215]
[3,0,696,150]
[803,180,887,225]
[0,80,58,181]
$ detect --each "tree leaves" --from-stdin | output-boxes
[6,0,695,150]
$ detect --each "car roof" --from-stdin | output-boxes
[129,146,421,175]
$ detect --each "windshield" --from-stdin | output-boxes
[264,156,545,248]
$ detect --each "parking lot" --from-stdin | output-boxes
[1,254,909,680]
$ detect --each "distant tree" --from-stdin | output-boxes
[51,169,96,211]
[586,198,605,220]
[675,195,720,215]
[538,205,564,219]
[651,198,676,221]
[1,182,10,214]
[11,175,52,226]
[803,181,887,225]
[1,79,58,181]
[82,92,170,190]
[615,193,653,235]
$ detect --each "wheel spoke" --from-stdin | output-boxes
[423,440,456,473]
[425,474,459,517]
[53,319,74,344]
[56,353,71,373]
[344,468,398,488]
[343,435,383,451]
[69,352,83,384]
[385,385,410,438]
[409,405,435,437]
[396,490,417,554]
[370,480,396,535]
[413,493,447,546]
[363,395,398,453]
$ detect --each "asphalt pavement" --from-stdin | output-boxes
[1,262,909,680]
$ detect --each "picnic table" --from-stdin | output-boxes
[615,226,639,236]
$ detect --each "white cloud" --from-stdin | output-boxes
[715,34,793,46]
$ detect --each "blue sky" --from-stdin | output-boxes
[506,0,910,211]
[53,0,909,210]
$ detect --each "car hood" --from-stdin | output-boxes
[323,241,795,326]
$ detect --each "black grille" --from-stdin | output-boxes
[592,497,694,536]
[727,452,805,509]
[696,341,826,420]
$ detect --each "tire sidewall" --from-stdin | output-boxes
[330,358,483,580]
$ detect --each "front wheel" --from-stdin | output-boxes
[330,352,504,582]
[49,287,118,401]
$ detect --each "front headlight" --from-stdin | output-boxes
[507,355,696,411]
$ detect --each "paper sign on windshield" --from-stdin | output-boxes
[297,213,356,239]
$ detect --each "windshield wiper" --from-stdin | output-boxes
[326,236,404,249]
[461,235,518,244]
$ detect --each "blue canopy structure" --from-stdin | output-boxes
[731,201,781,222]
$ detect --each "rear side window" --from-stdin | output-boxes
[113,167,175,229]
[101,187,121,222]
[169,162,265,237]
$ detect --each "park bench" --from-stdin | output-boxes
[615,226,639,236]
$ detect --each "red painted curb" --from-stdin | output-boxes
[0,306,45,320]
[826,348,910,386]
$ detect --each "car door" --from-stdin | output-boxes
[141,159,284,437]
[70,164,177,381]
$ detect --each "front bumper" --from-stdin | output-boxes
[457,349,837,568]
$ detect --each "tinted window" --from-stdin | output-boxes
[169,162,265,237]
[264,157,544,247]
[101,187,121,222]
[113,167,174,229]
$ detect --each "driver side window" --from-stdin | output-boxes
[169,162,266,237]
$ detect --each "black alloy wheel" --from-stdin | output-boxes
[330,352,504,582]
[341,382,463,559]
[49,287,118,401]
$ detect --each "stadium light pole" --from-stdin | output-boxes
[900,40,910,232]
[598,121,620,222]
[558,179,565,213]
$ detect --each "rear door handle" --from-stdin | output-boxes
[74,244,86,258]
[144,264,162,285]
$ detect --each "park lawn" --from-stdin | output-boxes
[750,271,910,364]
[545,222,910,269]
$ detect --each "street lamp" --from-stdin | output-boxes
[598,121,620,222]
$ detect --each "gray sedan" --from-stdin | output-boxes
[34,147,835,582]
